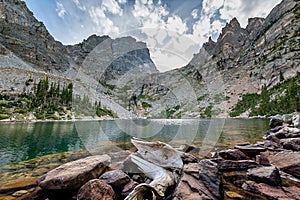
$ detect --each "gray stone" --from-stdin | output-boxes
[269,115,283,128]
[292,114,300,128]
[38,155,111,190]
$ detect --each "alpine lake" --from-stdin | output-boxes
[0,118,269,199]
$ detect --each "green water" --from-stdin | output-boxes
[0,119,269,167]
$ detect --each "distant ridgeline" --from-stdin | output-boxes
[230,72,300,117]
[0,76,116,120]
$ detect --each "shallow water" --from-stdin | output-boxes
[0,118,269,199]
[0,118,269,167]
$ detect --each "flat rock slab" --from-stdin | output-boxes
[235,144,266,155]
[218,149,246,160]
[242,180,300,200]
[217,160,259,171]
[266,151,300,179]
[247,165,281,186]
[77,179,115,200]
[38,155,111,190]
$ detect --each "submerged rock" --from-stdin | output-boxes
[38,155,111,190]
[77,179,115,200]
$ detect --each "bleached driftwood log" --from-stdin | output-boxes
[125,138,183,200]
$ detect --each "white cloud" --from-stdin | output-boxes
[102,0,123,16]
[72,0,86,11]
[88,6,120,36]
[56,2,66,19]
[220,0,282,27]
[191,9,198,19]
[118,0,127,4]
[50,0,282,71]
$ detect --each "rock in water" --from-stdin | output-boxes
[77,179,115,200]
[38,155,111,190]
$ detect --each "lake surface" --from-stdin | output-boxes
[0,119,269,167]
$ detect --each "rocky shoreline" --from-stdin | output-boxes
[0,113,300,200]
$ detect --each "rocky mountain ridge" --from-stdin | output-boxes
[114,0,299,118]
[0,0,299,119]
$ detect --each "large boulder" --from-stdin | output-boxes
[77,179,115,200]
[247,165,281,186]
[38,155,111,190]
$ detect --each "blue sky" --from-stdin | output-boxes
[23,0,281,71]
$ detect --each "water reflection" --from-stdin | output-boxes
[0,119,269,166]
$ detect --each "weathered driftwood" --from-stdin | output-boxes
[125,139,182,200]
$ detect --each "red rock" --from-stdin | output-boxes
[218,149,246,160]
[38,155,111,190]
[267,151,300,179]
[173,161,221,200]
[77,179,115,200]
[99,170,130,189]
[242,180,300,200]
[217,159,259,171]
[247,165,281,186]
[121,180,139,197]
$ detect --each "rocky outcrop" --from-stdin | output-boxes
[38,155,111,190]
[0,0,70,71]
[173,162,221,200]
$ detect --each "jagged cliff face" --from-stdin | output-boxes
[115,0,300,118]
[0,0,158,86]
[68,35,158,83]
[0,0,70,71]
[0,0,298,119]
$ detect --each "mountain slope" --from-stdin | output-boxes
[111,0,300,118]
